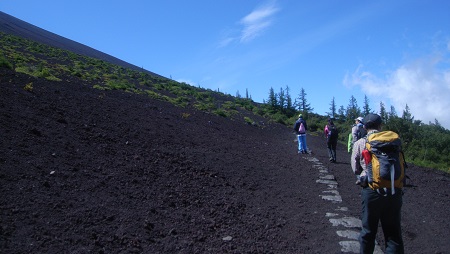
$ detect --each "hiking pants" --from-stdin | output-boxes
[360,187,404,254]
[297,134,307,152]
[327,138,337,161]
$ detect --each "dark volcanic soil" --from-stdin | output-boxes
[1,68,449,253]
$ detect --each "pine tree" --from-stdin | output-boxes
[338,105,346,121]
[379,101,387,124]
[402,104,414,123]
[278,87,286,111]
[389,105,397,118]
[285,86,293,112]
[363,95,371,115]
[268,87,277,110]
[328,97,337,119]
[346,95,360,122]
[295,87,313,115]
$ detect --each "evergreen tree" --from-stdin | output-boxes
[328,97,337,119]
[385,105,400,133]
[295,87,313,115]
[402,104,414,123]
[363,95,372,115]
[389,105,397,118]
[268,87,277,110]
[432,119,443,129]
[338,105,346,122]
[379,101,387,124]
[285,85,293,112]
[346,95,360,122]
[278,87,286,110]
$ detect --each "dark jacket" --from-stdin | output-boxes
[294,117,308,134]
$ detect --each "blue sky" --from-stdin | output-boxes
[2,0,450,129]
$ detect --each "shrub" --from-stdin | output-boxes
[222,101,237,110]
[93,84,109,91]
[171,96,190,107]
[0,55,13,69]
[244,117,257,126]
[23,82,33,92]
[15,66,32,75]
[106,80,135,91]
[194,102,216,111]
[45,75,61,81]
[36,67,51,78]
[145,90,169,102]
[213,109,228,117]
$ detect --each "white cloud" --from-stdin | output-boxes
[239,2,279,43]
[346,56,450,129]
[217,1,279,47]
[176,78,196,86]
[218,37,235,48]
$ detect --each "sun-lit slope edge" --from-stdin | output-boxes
[0,11,161,78]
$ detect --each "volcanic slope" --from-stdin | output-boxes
[1,68,449,253]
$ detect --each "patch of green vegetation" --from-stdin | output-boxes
[213,109,229,117]
[145,90,170,102]
[222,101,237,110]
[235,98,255,111]
[244,116,257,126]
[170,96,190,107]
[93,84,109,91]
[15,64,61,81]
[23,82,33,92]
[105,79,135,91]
[45,75,62,81]
[0,54,13,69]
[194,102,217,111]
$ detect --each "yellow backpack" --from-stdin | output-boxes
[365,131,406,193]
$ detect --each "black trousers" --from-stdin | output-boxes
[327,138,337,161]
[360,187,404,253]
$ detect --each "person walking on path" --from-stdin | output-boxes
[293,114,309,154]
[351,113,404,254]
[351,116,366,147]
[324,118,338,162]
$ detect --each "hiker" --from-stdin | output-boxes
[351,113,404,253]
[351,116,366,146]
[324,118,338,162]
[293,114,309,154]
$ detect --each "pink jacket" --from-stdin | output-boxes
[324,125,330,138]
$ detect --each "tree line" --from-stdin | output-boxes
[255,85,449,172]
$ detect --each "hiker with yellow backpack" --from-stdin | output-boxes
[351,113,406,253]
